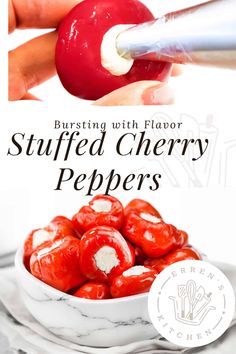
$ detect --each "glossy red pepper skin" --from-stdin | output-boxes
[110,266,157,298]
[144,257,167,273]
[49,216,81,239]
[79,226,134,282]
[144,247,202,273]
[179,230,189,247]
[122,211,179,257]
[165,246,201,263]
[23,227,53,270]
[56,0,172,100]
[30,236,86,292]
[73,282,111,299]
[24,216,80,270]
[124,199,162,219]
[134,246,146,265]
[127,242,136,262]
[73,195,124,232]
[173,229,189,250]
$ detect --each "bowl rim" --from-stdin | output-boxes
[15,246,148,305]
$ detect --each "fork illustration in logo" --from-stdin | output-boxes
[169,280,216,326]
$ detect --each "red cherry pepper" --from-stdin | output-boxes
[73,282,111,300]
[127,242,136,262]
[134,246,146,265]
[122,210,179,257]
[144,247,201,273]
[30,236,85,292]
[172,229,189,250]
[73,195,124,232]
[165,246,201,264]
[124,199,162,219]
[49,215,81,239]
[178,230,189,247]
[144,257,167,273]
[56,0,172,100]
[24,216,80,270]
[110,266,157,298]
[23,227,54,270]
[79,226,134,283]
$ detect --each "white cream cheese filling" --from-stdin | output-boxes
[140,212,161,224]
[32,229,53,249]
[91,199,112,213]
[36,239,63,258]
[123,265,151,277]
[101,24,134,76]
[143,230,155,242]
[94,246,120,273]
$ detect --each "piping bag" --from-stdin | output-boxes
[116,0,236,69]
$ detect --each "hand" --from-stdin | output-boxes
[9,0,81,101]
[9,0,180,105]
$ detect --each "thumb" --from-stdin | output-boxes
[93,81,174,106]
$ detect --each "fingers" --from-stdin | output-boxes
[18,81,175,105]
[9,0,82,32]
[93,81,174,106]
[9,0,17,33]
[21,93,41,100]
[9,31,57,101]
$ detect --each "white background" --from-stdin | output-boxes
[1,0,236,265]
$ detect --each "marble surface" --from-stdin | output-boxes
[0,260,236,354]
[0,334,12,354]
[15,248,157,347]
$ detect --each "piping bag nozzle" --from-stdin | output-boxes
[116,0,236,69]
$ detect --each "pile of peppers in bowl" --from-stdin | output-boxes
[23,195,201,300]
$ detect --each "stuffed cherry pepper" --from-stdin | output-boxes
[49,215,81,238]
[144,246,201,273]
[122,210,180,257]
[133,245,146,265]
[56,0,172,100]
[79,226,134,282]
[24,216,80,269]
[110,265,157,298]
[73,195,124,232]
[73,282,111,300]
[173,229,189,251]
[24,227,53,270]
[124,198,162,219]
[30,236,85,292]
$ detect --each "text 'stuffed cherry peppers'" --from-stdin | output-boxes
[110,266,157,298]
[73,195,124,233]
[30,235,85,292]
[122,210,182,257]
[79,226,134,282]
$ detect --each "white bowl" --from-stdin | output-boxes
[15,248,157,347]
